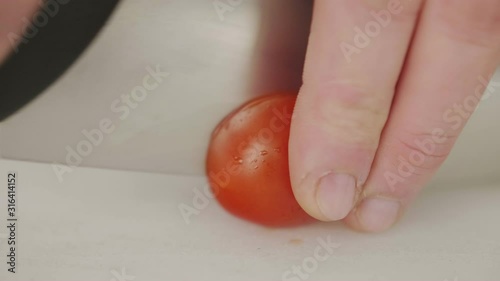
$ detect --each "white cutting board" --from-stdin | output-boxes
[0,158,499,281]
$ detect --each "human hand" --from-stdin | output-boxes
[289,0,500,232]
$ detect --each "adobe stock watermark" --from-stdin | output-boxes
[8,0,70,53]
[340,0,404,63]
[385,74,500,191]
[178,101,293,224]
[213,0,246,21]
[51,65,170,183]
[281,235,341,281]
[110,267,135,281]
[178,182,216,225]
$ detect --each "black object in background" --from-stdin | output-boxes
[0,0,120,121]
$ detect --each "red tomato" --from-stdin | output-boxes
[206,93,313,227]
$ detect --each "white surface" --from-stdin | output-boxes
[0,159,499,281]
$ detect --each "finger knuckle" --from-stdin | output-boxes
[434,0,500,48]
[360,0,422,20]
[304,82,389,147]
[379,131,455,198]
[392,130,456,172]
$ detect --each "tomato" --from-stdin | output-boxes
[206,93,313,227]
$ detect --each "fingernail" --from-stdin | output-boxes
[357,198,400,232]
[315,173,357,221]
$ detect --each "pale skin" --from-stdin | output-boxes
[2,0,499,232]
[290,0,500,232]
[0,0,40,64]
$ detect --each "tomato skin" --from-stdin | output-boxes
[206,93,313,227]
